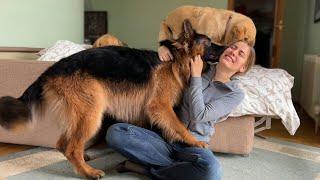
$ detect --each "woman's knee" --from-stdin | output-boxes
[185,148,222,180]
[200,154,222,180]
[206,158,222,179]
[106,123,133,148]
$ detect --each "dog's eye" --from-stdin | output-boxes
[196,37,212,47]
[199,39,210,46]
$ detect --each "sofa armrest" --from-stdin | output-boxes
[209,115,255,155]
[0,59,53,97]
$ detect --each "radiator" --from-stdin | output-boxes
[300,54,320,133]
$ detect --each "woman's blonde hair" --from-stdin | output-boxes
[228,40,256,75]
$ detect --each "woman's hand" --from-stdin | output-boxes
[158,46,173,61]
[190,55,203,77]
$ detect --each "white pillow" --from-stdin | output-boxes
[230,65,300,135]
[38,40,85,61]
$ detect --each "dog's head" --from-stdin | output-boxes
[224,20,256,46]
[93,34,124,48]
[172,20,226,63]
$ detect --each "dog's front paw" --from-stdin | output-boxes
[194,141,208,148]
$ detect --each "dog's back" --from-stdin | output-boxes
[42,46,162,83]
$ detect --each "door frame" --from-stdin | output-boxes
[228,0,285,68]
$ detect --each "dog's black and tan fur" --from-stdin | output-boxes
[0,20,225,179]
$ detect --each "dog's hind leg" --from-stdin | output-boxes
[57,134,90,161]
[63,88,106,179]
[147,102,207,148]
[65,117,104,179]
[56,133,68,153]
[63,110,105,179]
[57,134,91,161]
[44,75,106,179]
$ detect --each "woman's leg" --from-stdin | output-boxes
[150,145,222,180]
[106,123,174,167]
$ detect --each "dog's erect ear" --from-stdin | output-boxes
[93,39,100,48]
[182,19,194,40]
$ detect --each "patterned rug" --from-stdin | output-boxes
[1,138,320,180]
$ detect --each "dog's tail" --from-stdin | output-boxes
[0,80,43,130]
[0,96,31,130]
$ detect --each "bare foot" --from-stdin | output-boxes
[116,160,149,175]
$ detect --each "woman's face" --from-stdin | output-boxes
[219,41,250,73]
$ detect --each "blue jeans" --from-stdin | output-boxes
[106,123,222,180]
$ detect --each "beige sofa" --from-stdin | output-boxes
[0,59,255,155]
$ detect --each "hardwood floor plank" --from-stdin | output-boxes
[0,143,33,156]
[258,105,320,148]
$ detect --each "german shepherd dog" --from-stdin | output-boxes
[0,20,224,179]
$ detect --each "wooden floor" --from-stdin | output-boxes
[257,106,320,148]
[0,143,33,157]
[1,105,319,157]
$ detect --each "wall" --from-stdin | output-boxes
[0,0,84,48]
[85,0,227,50]
[280,0,320,101]
[279,0,308,101]
[304,0,320,54]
